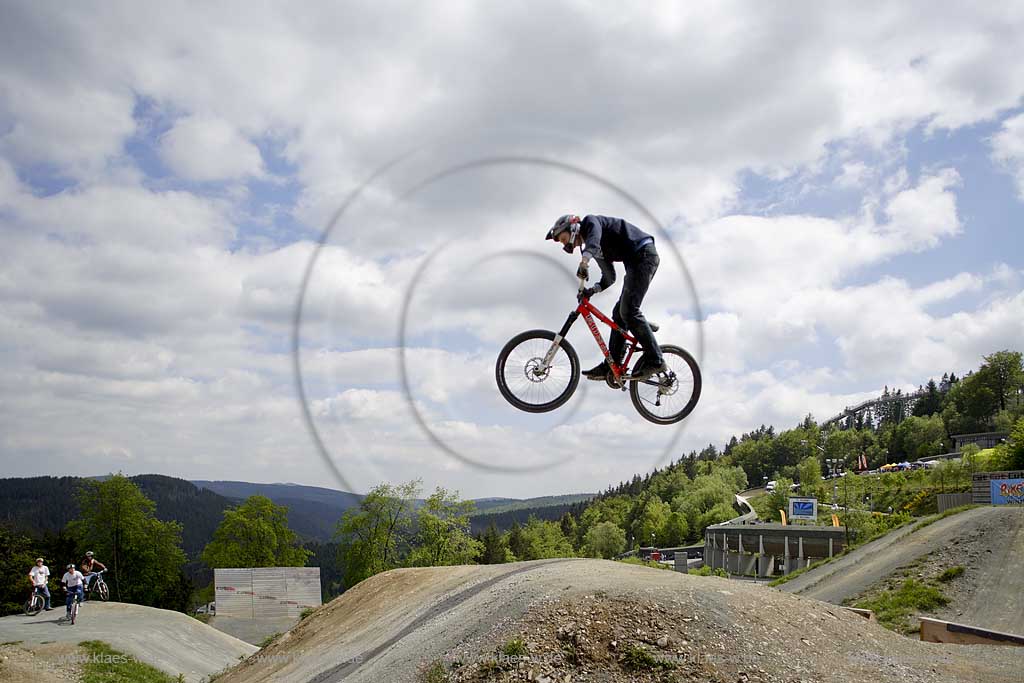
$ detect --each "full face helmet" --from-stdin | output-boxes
[545,214,581,253]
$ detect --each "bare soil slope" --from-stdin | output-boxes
[218,559,1019,683]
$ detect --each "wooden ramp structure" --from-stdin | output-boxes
[919,617,1024,647]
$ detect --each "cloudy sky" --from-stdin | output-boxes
[2,2,1023,498]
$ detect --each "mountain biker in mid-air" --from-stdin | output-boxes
[546,214,665,380]
[80,551,106,600]
[61,564,85,621]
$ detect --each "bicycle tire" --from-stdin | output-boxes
[24,593,43,616]
[629,344,702,425]
[97,581,109,601]
[70,598,78,625]
[496,329,580,413]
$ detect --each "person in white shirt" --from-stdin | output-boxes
[27,558,52,611]
[61,564,85,620]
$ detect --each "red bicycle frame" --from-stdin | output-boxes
[554,294,639,382]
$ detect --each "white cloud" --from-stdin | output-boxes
[991,113,1024,199]
[2,3,1024,496]
[159,115,264,182]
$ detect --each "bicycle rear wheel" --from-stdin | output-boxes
[629,344,701,425]
[496,330,580,413]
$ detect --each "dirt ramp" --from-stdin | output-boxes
[217,559,1019,683]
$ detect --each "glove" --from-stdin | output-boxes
[576,261,589,280]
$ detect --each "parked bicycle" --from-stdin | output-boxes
[496,278,701,424]
[24,586,47,616]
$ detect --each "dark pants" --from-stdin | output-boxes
[609,244,662,365]
[65,585,83,613]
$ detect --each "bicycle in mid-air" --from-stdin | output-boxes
[85,569,109,602]
[496,278,701,424]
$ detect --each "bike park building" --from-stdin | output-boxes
[703,522,846,577]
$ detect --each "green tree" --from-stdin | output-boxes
[764,477,794,522]
[912,379,944,417]
[477,523,511,564]
[201,495,310,569]
[796,457,822,494]
[999,417,1024,470]
[334,480,419,587]
[516,518,575,560]
[582,521,626,559]
[894,415,947,460]
[559,512,579,549]
[0,525,38,615]
[628,493,671,547]
[979,351,1024,413]
[406,487,481,567]
[506,521,529,560]
[67,475,186,608]
[659,511,690,546]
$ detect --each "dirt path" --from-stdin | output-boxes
[218,559,1020,683]
[778,506,1008,604]
[0,602,256,682]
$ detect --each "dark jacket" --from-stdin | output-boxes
[579,215,655,291]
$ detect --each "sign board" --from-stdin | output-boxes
[991,479,1024,505]
[788,497,818,521]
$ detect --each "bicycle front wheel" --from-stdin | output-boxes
[70,600,78,625]
[25,594,43,616]
[629,344,702,425]
[496,330,580,413]
[97,582,109,601]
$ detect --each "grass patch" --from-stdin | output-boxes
[689,565,728,578]
[418,659,449,683]
[300,607,316,620]
[257,632,282,648]
[911,504,978,533]
[190,612,211,624]
[501,637,528,657]
[938,565,965,582]
[768,556,836,587]
[78,640,181,683]
[621,644,676,672]
[853,579,949,633]
[617,556,672,570]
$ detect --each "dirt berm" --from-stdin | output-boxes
[217,559,1019,683]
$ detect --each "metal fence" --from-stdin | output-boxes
[214,567,322,619]
[936,492,972,512]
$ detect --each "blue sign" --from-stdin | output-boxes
[793,501,814,516]
[788,497,818,520]
[991,478,1024,505]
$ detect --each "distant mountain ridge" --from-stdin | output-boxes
[0,475,594,551]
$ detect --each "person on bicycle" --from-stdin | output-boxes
[80,551,106,600]
[546,214,665,380]
[61,563,85,620]
[28,557,52,611]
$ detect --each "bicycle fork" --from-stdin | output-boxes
[537,310,581,372]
